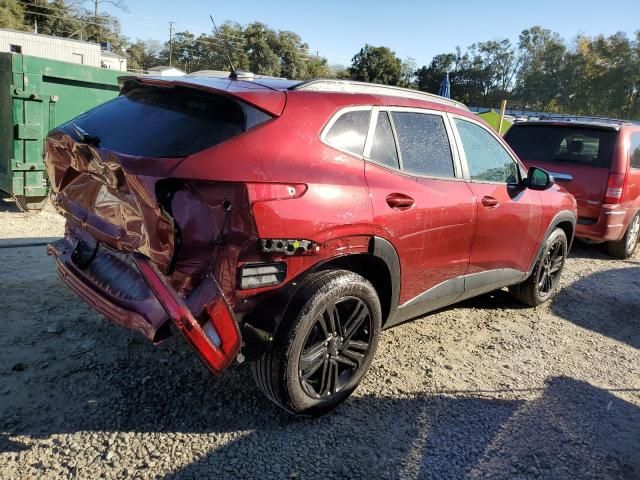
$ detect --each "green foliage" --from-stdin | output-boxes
[0,0,25,30]
[3,6,639,119]
[414,27,640,119]
[349,44,403,85]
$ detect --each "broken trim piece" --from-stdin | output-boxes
[134,256,241,375]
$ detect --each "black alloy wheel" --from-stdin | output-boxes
[536,234,566,296]
[298,297,372,398]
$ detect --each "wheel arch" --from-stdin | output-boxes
[240,236,401,359]
[526,210,576,276]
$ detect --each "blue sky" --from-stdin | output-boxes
[111,0,639,67]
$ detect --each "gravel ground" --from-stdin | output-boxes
[0,197,638,480]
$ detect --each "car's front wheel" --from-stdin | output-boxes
[252,270,381,416]
[509,228,568,306]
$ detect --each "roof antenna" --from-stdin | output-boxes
[209,14,252,80]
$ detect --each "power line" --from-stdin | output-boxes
[17,0,111,21]
[21,10,113,28]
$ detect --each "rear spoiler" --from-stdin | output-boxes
[118,75,287,116]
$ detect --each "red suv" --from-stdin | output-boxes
[505,119,640,258]
[45,74,576,415]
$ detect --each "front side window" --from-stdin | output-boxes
[630,132,640,169]
[455,118,518,184]
[391,112,454,177]
[324,110,371,157]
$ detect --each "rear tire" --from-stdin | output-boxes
[607,212,640,259]
[252,270,381,416]
[509,228,567,307]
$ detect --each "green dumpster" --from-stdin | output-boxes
[0,53,121,208]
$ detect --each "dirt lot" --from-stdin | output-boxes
[0,198,638,480]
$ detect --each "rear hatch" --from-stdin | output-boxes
[505,123,618,220]
[46,79,275,273]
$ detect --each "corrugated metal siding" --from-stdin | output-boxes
[0,29,101,67]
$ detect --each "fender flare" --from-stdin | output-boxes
[370,236,401,326]
[526,210,576,276]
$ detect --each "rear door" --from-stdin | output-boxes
[505,124,617,221]
[364,107,475,307]
[451,115,542,283]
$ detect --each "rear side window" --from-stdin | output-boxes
[60,86,269,157]
[631,133,640,169]
[369,112,399,169]
[505,125,617,169]
[324,110,371,156]
[391,112,454,178]
[455,119,518,184]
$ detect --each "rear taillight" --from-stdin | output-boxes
[134,257,240,375]
[604,173,627,204]
[245,183,307,204]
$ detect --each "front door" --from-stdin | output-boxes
[451,116,543,287]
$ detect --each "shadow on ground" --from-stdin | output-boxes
[551,266,640,349]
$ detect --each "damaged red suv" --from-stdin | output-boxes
[45,74,576,415]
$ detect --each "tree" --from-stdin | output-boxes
[514,26,566,110]
[0,0,25,30]
[73,0,128,17]
[244,22,281,76]
[349,44,402,85]
[399,57,416,88]
[126,39,161,71]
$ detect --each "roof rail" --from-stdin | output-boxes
[535,115,633,125]
[292,79,469,111]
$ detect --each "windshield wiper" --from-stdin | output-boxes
[70,122,101,147]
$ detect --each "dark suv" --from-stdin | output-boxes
[505,119,640,258]
[45,74,576,415]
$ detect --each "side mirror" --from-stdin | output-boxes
[526,166,554,190]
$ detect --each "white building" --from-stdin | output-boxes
[147,66,186,76]
[0,28,126,71]
[100,49,127,71]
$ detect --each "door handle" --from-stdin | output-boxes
[386,193,415,210]
[481,196,500,208]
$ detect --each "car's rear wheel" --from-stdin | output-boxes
[607,212,640,259]
[252,270,381,416]
[509,228,567,306]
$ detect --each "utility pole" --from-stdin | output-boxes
[168,21,175,66]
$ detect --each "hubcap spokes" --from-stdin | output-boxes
[299,297,371,398]
[537,239,565,295]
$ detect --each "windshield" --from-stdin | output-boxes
[505,125,617,169]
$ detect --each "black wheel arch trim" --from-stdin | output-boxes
[526,210,576,277]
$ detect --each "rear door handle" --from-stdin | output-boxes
[481,196,500,208]
[386,193,415,211]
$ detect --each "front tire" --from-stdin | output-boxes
[252,270,381,416]
[509,228,568,306]
[607,212,640,259]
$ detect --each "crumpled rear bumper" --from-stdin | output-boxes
[48,233,241,375]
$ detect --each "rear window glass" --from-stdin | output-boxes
[391,112,454,178]
[324,110,371,156]
[370,111,399,169]
[505,125,617,169]
[59,86,268,157]
[631,133,640,169]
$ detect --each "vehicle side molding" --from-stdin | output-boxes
[386,268,525,328]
